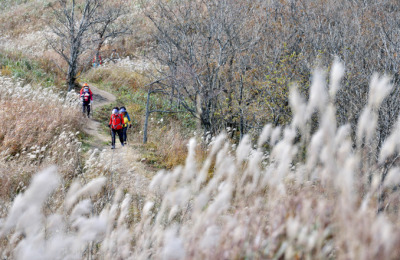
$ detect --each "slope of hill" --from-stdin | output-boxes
[2,1,400,259]
[1,66,400,259]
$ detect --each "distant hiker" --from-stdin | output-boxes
[120,106,132,145]
[110,49,120,63]
[109,107,124,149]
[93,54,102,68]
[80,83,93,117]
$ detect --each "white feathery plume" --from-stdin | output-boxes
[64,180,82,211]
[206,183,232,217]
[270,126,281,145]
[200,225,220,251]
[257,124,272,148]
[246,150,263,194]
[1,166,60,236]
[286,217,300,241]
[379,116,400,163]
[70,199,92,222]
[150,170,166,191]
[209,133,227,156]
[183,138,197,183]
[329,57,345,99]
[117,194,131,226]
[368,73,392,109]
[356,108,377,146]
[194,191,209,213]
[289,84,308,129]
[143,201,154,217]
[371,215,394,256]
[384,168,400,188]
[307,128,324,170]
[65,177,107,211]
[334,124,351,150]
[307,69,328,116]
[74,214,107,242]
[162,226,185,260]
[236,135,252,165]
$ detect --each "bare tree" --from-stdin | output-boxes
[143,0,400,148]
[91,0,132,66]
[144,0,263,136]
[48,0,102,91]
[48,0,131,92]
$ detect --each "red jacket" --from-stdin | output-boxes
[109,114,124,130]
[80,88,93,101]
[93,55,102,65]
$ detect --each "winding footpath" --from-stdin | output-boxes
[82,84,153,197]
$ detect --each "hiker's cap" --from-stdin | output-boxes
[112,109,119,114]
[120,108,126,113]
[83,83,89,87]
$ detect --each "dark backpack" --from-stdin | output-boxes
[82,90,91,103]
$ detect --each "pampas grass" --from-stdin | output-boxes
[0,75,81,213]
[2,61,400,259]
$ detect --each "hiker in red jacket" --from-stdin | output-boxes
[80,83,93,117]
[109,107,124,149]
[93,54,102,68]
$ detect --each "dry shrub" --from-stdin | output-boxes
[39,50,67,85]
[0,75,82,203]
[0,100,78,155]
[0,66,12,76]
[84,66,146,92]
[157,126,188,169]
[139,119,190,169]
[0,2,50,37]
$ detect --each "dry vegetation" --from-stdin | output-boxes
[83,65,147,92]
[0,75,82,211]
[0,1,50,37]
[2,0,400,259]
[1,63,400,259]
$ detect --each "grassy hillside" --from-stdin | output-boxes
[0,75,82,212]
[1,65,400,258]
[1,0,400,258]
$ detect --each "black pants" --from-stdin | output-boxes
[122,126,128,143]
[82,102,91,117]
[111,128,123,146]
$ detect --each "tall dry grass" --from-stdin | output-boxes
[2,61,400,259]
[0,75,82,206]
[138,120,190,169]
[83,65,146,92]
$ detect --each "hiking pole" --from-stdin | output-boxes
[107,126,115,203]
[108,147,115,203]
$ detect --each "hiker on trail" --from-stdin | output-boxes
[120,106,132,145]
[110,49,120,63]
[93,54,102,68]
[80,83,93,117]
[109,107,124,149]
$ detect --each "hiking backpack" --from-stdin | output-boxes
[82,90,91,103]
[111,114,123,130]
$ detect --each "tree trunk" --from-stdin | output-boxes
[67,42,79,91]
[143,89,151,144]
[67,57,77,92]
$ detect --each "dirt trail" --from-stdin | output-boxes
[83,85,116,145]
[82,84,153,194]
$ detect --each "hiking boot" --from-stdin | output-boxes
[121,143,124,147]
[111,145,115,149]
